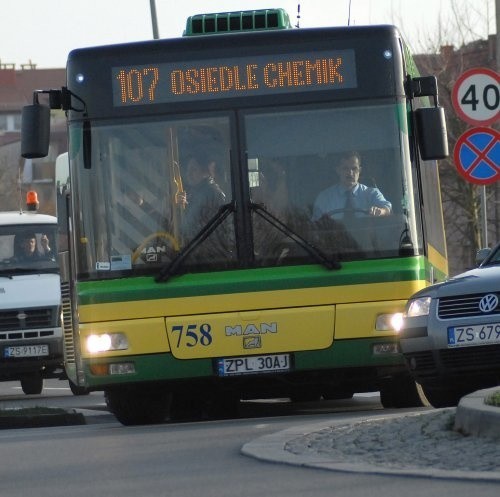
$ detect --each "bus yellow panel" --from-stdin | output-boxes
[79,318,169,359]
[165,305,335,359]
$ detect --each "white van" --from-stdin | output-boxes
[0,195,63,394]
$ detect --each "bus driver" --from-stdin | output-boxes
[312,151,392,222]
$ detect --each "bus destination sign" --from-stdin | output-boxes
[112,49,357,106]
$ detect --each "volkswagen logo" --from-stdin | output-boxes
[479,294,499,313]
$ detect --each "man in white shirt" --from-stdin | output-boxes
[312,151,391,222]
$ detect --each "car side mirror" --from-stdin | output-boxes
[475,248,491,266]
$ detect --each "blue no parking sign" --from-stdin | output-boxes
[453,127,500,185]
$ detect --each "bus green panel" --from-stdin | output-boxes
[294,337,404,369]
[81,336,403,388]
[77,257,429,323]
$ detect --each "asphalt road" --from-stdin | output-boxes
[1,380,500,495]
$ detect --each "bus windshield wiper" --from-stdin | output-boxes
[156,201,235,283]
[250,202,341,270]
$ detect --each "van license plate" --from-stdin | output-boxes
[217,354,290,376]
[4,345,49,358]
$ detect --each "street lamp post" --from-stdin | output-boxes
[150,0,159,39]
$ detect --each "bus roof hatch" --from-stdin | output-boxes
[184,8,292,36]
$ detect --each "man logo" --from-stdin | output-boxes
[225,322,277,336]
[479,294,499,313]
[243,336,261,349]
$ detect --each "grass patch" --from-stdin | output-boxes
[0,406,68,417]
[484,391,500,407]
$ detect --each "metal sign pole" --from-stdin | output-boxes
[481,185,489,248]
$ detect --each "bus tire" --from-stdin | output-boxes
[21,373,44,395]
[105,386,171,425]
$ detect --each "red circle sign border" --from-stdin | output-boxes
[452,67,500,127]
[453,127,500,186]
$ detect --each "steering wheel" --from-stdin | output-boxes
[132,231,180,263]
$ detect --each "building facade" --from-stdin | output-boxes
[0,63,66,214]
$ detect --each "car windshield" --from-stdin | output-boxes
[483,244,500,266]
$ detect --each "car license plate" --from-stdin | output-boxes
[447,323,500,348]
[217,354,290,376]
[3,344,49,358]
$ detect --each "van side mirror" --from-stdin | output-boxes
[415,106,449,160]
[21,104,51,158]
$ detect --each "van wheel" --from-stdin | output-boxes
[21,374,43,395]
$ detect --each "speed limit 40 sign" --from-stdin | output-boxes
[452,67,499,126]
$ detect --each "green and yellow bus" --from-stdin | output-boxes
[22,9,449,424]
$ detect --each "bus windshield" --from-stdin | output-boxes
[71,99,422,278]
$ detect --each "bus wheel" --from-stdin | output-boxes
[21,373,43,395]
[105,386,171,425]
[380,375,430,408]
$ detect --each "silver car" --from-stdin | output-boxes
[399,242,500,407]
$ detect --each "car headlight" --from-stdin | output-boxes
[86,333,128,353]
[406,297,432,317]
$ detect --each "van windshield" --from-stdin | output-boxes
[0,225,59,272]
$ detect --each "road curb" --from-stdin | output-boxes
[0,410,86,429]
[454,387,500,439]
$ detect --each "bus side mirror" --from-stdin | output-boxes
[21,104,51,158]
[415,106,449,161]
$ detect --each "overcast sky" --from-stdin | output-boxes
[0,0,495,68]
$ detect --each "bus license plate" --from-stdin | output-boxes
[4,344,49,358]
[447,323,500,347]
[217,354,290,376]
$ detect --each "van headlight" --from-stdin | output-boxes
[86,333,128,353]
[406,297,432,317]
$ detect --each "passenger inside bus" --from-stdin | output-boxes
[250,158,288,219]
[311,151,392,222]
[178,148,226,240]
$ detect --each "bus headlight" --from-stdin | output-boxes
[86,333,128,353]
[375,313,404,332]
[407,297,432,317]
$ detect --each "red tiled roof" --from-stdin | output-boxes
[0,68,65,112]
[0,132,20,146]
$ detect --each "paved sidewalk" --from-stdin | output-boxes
[242,387,500,481]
